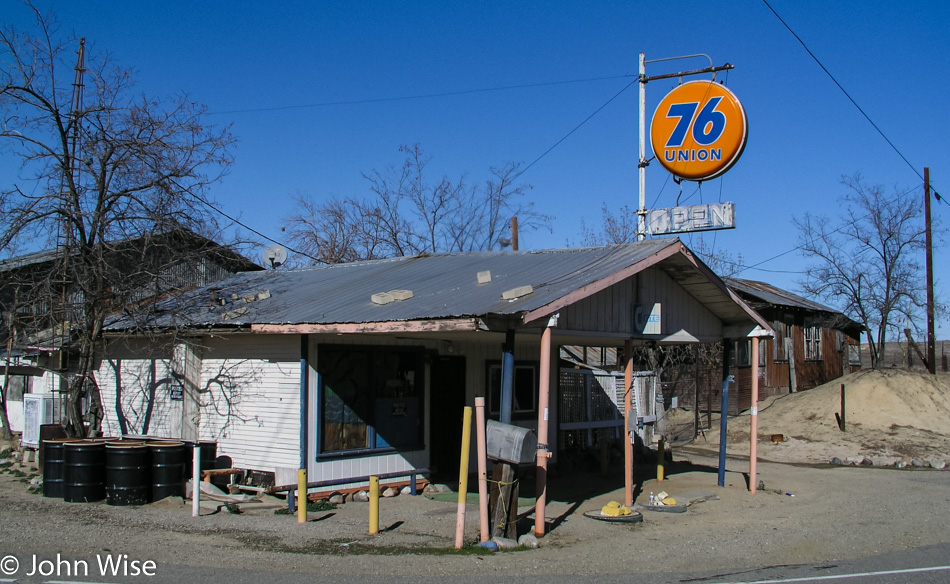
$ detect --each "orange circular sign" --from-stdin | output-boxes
[650,80,747,181]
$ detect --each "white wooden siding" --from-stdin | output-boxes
[197,334,300,472]
[96,340,180,438]
[97,335,301,473]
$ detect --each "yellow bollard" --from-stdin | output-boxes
[657,438,665,482]
[454,406,473,549]
[369,475,380,534]
[297,469,307,524]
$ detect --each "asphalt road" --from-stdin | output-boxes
[3,543,950,584]
[3,449,949,583]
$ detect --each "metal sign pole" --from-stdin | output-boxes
[638,53,647,241]
[636,53,734,240]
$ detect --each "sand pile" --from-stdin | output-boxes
[676,369,950,465]
[757,368,950,435]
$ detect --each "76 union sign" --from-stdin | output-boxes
[650,80,748,181]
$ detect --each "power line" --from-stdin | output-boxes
[762,0,942,203]
[193,77,638,260]
[516,79,637,178]
[183,188,320,263]
[202,78,638,259]
[210,75,636,115]
[724,182,926,277]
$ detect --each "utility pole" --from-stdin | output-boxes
[510,216,519,251]
[924,167,936,375]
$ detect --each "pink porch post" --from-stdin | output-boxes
[624,340,634,507]
[750,338,759,494]
[534,320,555,536]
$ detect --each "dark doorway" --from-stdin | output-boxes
[429,355,466,479]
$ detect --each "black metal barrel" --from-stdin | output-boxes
[105,441,151,506]
[42,439,80,498]
[183,440,218,481]
[149,441,185,501]
[63,440,106,503]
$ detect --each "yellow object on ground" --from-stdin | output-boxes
[601,503,632,516]
[662,497,677,505]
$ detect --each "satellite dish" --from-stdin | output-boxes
[262,245,288,269]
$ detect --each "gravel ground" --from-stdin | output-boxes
[2,451,949,577]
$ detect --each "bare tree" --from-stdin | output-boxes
[578,203,639,247]
[793,175,937,368]
[283,144,550,264]
[106,355,261,439]
[1,6,234,436]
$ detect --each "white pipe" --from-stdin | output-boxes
[192,444,201,517]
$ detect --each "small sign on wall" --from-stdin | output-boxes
[634,303,662,335]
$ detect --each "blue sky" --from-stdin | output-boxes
[4,1,949,337]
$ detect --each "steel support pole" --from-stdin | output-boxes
[637,52,647,241]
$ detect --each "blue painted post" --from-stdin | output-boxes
[717,376,735,486]
[500,330,515,424]
[298,335,309,522]
[718,339,733,487]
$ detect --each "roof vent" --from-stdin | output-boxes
[371,289,414,305]
[502,285,533,300]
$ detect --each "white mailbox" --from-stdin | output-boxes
[485,420,537,465]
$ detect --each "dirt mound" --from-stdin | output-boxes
[758,368,950,435]
[677,369,950,465]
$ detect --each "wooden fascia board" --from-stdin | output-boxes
[521,241,684,325]
[721,286,773,333]
[250,318,479,335]
[670,246,774,334]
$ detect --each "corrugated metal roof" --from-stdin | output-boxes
[725,277,837,313]
[0,248,64,272]
[107,240,765,332]
[0,229,262,274]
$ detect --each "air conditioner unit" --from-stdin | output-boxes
[21,394,61,448]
